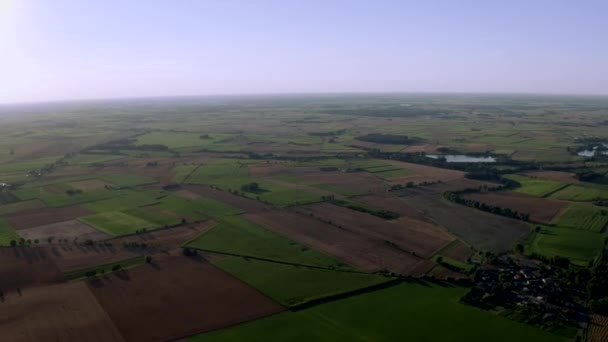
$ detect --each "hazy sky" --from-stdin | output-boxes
[1,0,607,103]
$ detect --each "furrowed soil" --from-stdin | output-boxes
[246,209,434,276]
[186,185,270,213]
[88,254,285,342]
[17,220,111,244]
[0,247,64,290]
[5,205,94,230]
[396,187,530,252]
[0,282,124,342]
[462,192,569,224]
[295,203,453,258]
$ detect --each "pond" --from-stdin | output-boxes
[577,144,608,157]
[426,154,496,163]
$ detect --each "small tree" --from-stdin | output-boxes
[145,255,152,263]
[9,240,16,247]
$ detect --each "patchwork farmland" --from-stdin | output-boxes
[1,94,607,341]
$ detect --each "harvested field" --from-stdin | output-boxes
[0,199,45,216]
[0,247,64,290]
[5,205,94,230]
[355,193,436,222]
[463,192,569,224]
[88,254,285,342]
[429,265,468,280]
[47,223,213,272]
[246,210,433,276]
[17,220,111,243]
[294,171,389,195]
[440,240,474,263]
[69,179,110,190]
[248,162,289,177]
[397,187,530,252]
[174,189,201,200]
[383,160,466,183]
[296,203,453,258]
[0,282,124,342]
[186,185,269,213]
[590,314,608,342]
[522,170,580,184]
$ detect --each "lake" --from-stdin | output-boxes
[426,155,496,163]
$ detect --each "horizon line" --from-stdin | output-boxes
[2,90,608,107]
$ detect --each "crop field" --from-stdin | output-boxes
[3,95,608,340]
[0,218,19,246]
[504,174,567,197]
[214,257,392,306]
[526,226,606,266]
[552,204,608,232]
[190,282,565,342]
[549,185,608,201]
[187,215,347,268]
[88,255,285,342]
[79,211,156,236]
[0,282,124,342]
[463,192,569,224]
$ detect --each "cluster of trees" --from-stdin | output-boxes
[65,189,83,196]
[355,133,424,145]
[323,196,400,220]
[390,180,441,191]
[443,191,530,221]
[122,241,148,249]
[307,129,346,137]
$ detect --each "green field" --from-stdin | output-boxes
[186,159,320,207]
[192,198,243,218]
[0,199,45,215]
[123,207,181,227]
[0,218,20,246]
[79,211,156,236]
[15,186,115,208]
[154,195,208,221]
[549,185,608,201]
[526,226,606,266]
[190,282,565,342]
[101,174,157,188]
[214,257,391,306]
[552,204,608,232]
[172,164,199,183]
[85,190,166,212]
[186,216,346,268]
[504,174,567,197]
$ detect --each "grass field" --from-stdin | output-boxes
[172,164,198,183]
[549,185,608,201]
[79,211,156,236]
[190,282,566,342]
[15,186,116,208]
[187,159,320,206]
[552,204,608,232]
[0,218,20,246]
[214,257,391,306]
[123,207,181,227]
[192,198,243,218]
[526,226,606,266]
[85,190,167,212]
[186,216,347,268]
[154,195,208,221]
[101,174,157,188]
[504,174,567,197]
[0,199,45,215]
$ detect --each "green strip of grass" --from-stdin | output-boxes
[64,256,146,281]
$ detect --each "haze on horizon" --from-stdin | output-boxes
[0,0,607,104]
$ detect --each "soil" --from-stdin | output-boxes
[87,254,285,342]
[5,205,94,230]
